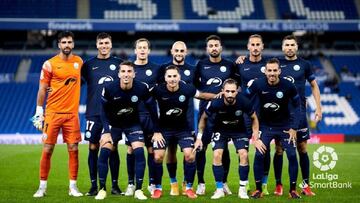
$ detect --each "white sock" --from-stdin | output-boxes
[69,180,77,188]
[240,180,248,186]
[39,180,47,189]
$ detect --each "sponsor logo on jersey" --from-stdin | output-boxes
[98,76,114,84]
[263,102,280,111]
[206,77,222,87]
[166,108,183,116]
[117,108,133,115]
[283,76,295,83]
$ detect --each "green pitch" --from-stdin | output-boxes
[0,143,359,202]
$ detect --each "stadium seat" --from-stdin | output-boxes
[183,0,265,19]
[276,0,359,19]
[90,0,171,19]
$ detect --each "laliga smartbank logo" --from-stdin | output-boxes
[311,145,352,189]
[313,145,338,171]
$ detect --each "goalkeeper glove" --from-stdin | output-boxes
[31,106,44,131]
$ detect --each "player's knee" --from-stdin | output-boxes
[213,150,223,165]
[89,143,99,150]
[184,152,195,163]
[238,149,248,165]
[297,141,307,153]
[67,143,78,151]
[275,145,284,155]
[127,146,133,154]
[43,144,55,153]
[154,152,164,163]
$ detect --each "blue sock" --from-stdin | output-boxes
[263,151,270,184]
[273,153,283,185]
[299,152,310,185]
[98,148,111,190]
[109,148,119,188]
[147,152,155,185]
[196,150,206,183]
[254,151,264,191]
[222,147,230,183]
[184,161,196,186]
[286,149,298,191]
[154,161,163,186]
[212,165,224,189]
[88,148,99,188]
[134,147,146,190]
[239,165,249,182]
[166,162,177,182]
[126,153,135,185]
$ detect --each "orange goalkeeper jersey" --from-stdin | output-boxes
[40,54,83,113]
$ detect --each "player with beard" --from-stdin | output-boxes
[195,78,261,199]
[246,58,301,199]
[194,35,236,195]
[271,35,322,196]
[160,41,197,195]
[81,32,123,196]
[32,31,83,198]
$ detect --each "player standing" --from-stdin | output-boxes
[195,78,260,199]
[194,35,236,195]
[81,32,123,196]
[246,58,301,199]
[32,31,83,198]
[272,35,322,196]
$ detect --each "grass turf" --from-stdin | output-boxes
[0,143,359,202]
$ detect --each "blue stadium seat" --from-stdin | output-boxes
[330,55,360,74]
[0,0,76,18]
[276,0,359,19]
[184,0,265,19]
[90,0,171,19]
[0,55,21,74]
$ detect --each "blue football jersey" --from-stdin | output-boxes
[246,77,300,129]
[81,56,122,118]
[205,94,254,133]
[134,62,161,89]
[195,58,236,94]
[101,79,156,132]
[279,56,316,107]
[160,61,197,85]
[152,82,197,130]
[235,56,268,90]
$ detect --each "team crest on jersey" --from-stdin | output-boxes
[85,131,92,138]
[293,65,300,71]
[131,95,138,102]
[109,64,116,71]
[235,110,242,116]
[179,95,186,102]
[146,69,153,76]
[184,70,190,76]
[276,91,284,98]
[74,62,79,69]
[220,66,227,72]
[261,66,265,73]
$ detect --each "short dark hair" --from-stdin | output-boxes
[282,35,297,44]
[165,65,180,74]
[57,31,74,43]
[119,61,134,69]
[266,58,280,67]
[134,38,151,49]
[96,32,112,41]
[248,34,263,43]
[206,35,222,45]
[222,78,238,89]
